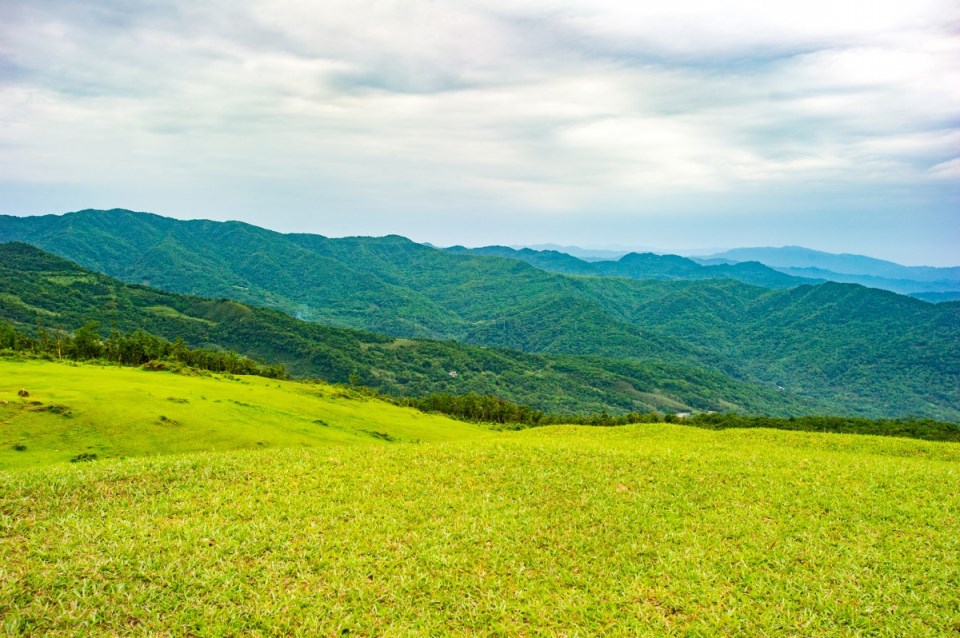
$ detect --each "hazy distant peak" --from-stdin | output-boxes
[707,246,960,282]
[519,244,636,262]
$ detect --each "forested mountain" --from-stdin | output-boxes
[0,210,709,362]
[1,209,958,420]
[447,245,819,288]
[0,242,818,415]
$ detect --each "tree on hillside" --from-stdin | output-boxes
[0,321,15,350]
[71,321,103,360]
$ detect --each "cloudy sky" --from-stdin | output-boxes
[1,0,958,264]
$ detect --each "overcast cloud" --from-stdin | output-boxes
[1,0,958,264]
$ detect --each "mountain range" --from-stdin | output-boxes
[696,246,960,299]
[1,209,958,421]
[502,243,960,300]
[455,243,960,300]
[705,246,960,282]
[0,242,820,416]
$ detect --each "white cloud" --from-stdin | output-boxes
[929,158,960,179]
[506,0,958,56]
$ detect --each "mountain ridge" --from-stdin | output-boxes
[502,242,960,298]
[447,244,823,289]
[1,209,957,420]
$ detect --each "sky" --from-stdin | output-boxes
[1,1,958,265]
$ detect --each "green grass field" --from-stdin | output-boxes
[2,360,959,635]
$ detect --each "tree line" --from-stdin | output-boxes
[404,393,959,441]
[683,412,960,442]
[0,320,287,379]
[399,392,666,427]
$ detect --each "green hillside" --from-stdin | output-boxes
[0,359,491,471]
[1,210,958,420]
[3,406,959,634]
[576,277,960,420]
[0,244,813,416]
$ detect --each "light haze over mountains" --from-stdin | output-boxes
[502,243,960,300]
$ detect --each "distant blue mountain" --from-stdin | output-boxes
[705,246,960,281]
[910,291,960,303]
[702,246,960,299]
[520,244,636,262]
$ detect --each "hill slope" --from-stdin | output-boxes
[0,359,491,470]
[1,210,958,420]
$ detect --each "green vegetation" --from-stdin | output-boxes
[408,392,960,442]
[1,209,957,421]
[2,212,957,635]
[2,421,959,634]
[684,412,960,442]
[0,242,821,416]
[0,359,487,471]
[1,320,287,379]
[3,358,959,634]
[405,392,659,427]
[0,212,960,636]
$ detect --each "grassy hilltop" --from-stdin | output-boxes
[0,359,487,471]
[1,360,960,635]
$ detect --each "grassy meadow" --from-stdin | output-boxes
[2,359,959,635]
[0,359,487,470]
